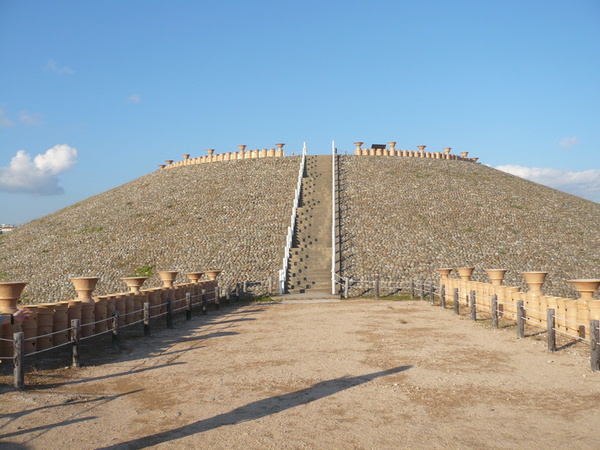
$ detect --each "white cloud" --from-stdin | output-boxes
[126,94,142,104]
[18,110,43,125]
[497,164,600,203]
[0,108,15,127]
[560,137,579,149]
[44,59,75,75]
[0,145,78,195]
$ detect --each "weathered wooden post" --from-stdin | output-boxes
[454,288,459,315]
[420,281,425,301]
[143,302,150,336]
[470,291,477,321]
[429,282,435,305]
[268,277,273,295]
[202,289,207,315]
[491,294,498,328]
[547,309,556,352]
[235,284,241,302]
[72,319,81,369]
[344,278,349,299]
[411,280,415,299]
[243,281,248,300]
[591,320,600,372]
[186,292,192,320]
[13,331,24,390]
[215,286,220,311]
[112,311,120,350]
[166,298,173,329]
[225,286,231,307]
[517,300,525,339]
[441,285,446,309]
[375,278,380,299]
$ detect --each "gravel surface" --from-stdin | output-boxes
[1,299,599,449]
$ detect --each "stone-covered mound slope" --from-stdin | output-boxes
[0,157,300,303]
[339,156,600,297]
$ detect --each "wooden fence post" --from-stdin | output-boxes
[591,320,599,372]
[143,302,150,336]
[420,281,425,301]
[441,285,446,309]
[215,286,220,311]
[429,283,435,305]
[202,289,207,315]
[547,309,556,353]
[268,277,273,295]
[235,283,240,302]
[112,311,120,350]
[225,286,231,307]
[186,292,192,320]
[344,278,349,299]
[13,331,24,390]
[375,278,380,300]
[470,291,476,321]
[166,298,173,329]
[453,288,459,315]
[491,295,498,329]
[72,319,81,369]
[243,281,248,300]
[411,280,415,299]
[517,300,525,339]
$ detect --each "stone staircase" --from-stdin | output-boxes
[287,155,332,293]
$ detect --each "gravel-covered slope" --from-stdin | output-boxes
[339,156,600,297]
[0,157,300,302]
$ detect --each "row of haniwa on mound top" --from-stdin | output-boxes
[353,142,478,161]
[0,270,222,358]
[439,267,600,340]
[159,144,287,170]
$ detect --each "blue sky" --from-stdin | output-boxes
[1,0,599,224]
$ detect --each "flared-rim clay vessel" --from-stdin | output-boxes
[522,272,548,295]
[70,277,100,304]
[121,277,149,294]
[185,272,205,283]
[456,267,475,281]
[437,268,453,279]
[485,269,508,286]
[205,270,222,281]
[0,282,28,313]
[158,271,179,288]
[567,279,600,300]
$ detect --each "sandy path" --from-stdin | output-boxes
[1,299,599,449]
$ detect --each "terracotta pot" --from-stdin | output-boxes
[114,295,126,327]
[0,282,28,313]
[456,267,474,281]
[568,279,600,300]
[158,271,179,288]
[522,272,548,295]
[485,269,507,286]
[205,270,222,281]
[70,277,100,305]
[121,277,149,294]
[437,268,453,280]
[568,279,600,339]
[124,293,135,325]
[186,272,205,283]
[81,302,95,337]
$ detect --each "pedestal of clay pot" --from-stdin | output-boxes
[36,303,55,351]
[94,296,108,333]
[568,279,600,339]
[205,270,222,281]
[21,305,38,354]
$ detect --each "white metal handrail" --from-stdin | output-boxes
[280,143,307,294]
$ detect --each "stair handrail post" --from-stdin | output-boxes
[332,140,336,294]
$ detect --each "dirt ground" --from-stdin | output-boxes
[1,299,599,449]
